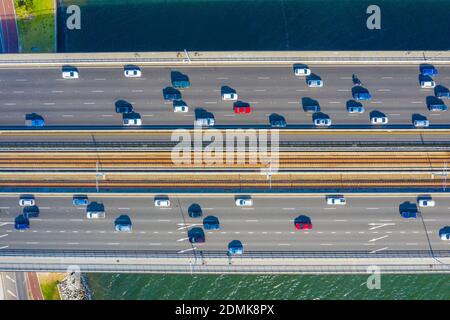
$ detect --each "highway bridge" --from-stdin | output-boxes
[0,53,449,274]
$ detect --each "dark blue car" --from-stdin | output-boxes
[352,92,372,101]
[203,216,220,230]
[14,215,30,230]
[73,196,89,206]
[188,228,205,243]
[188,204,203,218]
[421,66,438,76]
[228,240,244,255]
[23,205,39,218]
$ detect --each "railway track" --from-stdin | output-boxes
[0,172,445,189]
[0,151,449,170]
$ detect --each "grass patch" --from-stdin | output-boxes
[37,273,65,300]
[14,0,55,53]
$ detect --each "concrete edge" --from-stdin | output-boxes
[1,192,450,197]
[1,51,450,67]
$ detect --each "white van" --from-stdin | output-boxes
[420,80,436,88]
[86,211,106,219]
[326,196,346,205]
[154,199,170,207]
[222,93,238,101]
[294,67,311,76]
[62,70,79,79]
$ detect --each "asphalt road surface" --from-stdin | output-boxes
[0,65,449,127]
[0,272,27,300]
[0,195,448,252]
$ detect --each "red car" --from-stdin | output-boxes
[295,222,313,230]
[233,105,251,114]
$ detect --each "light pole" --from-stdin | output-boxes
[95,161,105,193]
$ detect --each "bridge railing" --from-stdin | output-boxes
[0,249,449,259]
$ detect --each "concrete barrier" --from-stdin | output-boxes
[1,51,450,67]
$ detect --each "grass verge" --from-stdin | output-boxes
[14,0,55,53]
[37,272,65,300]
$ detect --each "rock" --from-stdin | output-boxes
[57,272,91,300]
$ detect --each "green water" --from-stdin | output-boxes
[87,274,450,299]
[58,0,450,52]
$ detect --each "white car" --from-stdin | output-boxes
[19,198,35,206]
[124,68,141,78]
[123,117,142,126]
[326,196,346,205]
[86,211,106,219]
[413,119,429,128]
[314,118,332,127]
[418,199,435,207]
[294,67,311,76]
[371,116,388,124]
[222,93,238,101]
[62,70,79,79]
[173,104,189,113]
[307,79,323,87]
[420,80,436,88]
[235,198,253,207]
[154,199,170,207]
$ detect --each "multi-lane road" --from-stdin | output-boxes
[0,65,449,127]
[0,194,448,252]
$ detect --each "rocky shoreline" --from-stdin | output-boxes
[57,272,92,300]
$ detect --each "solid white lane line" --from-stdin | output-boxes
[370,247,389,253]
[0,245,9,249]
[5,275,15,282]
[368,235,389,242]
[178,247,196,253]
